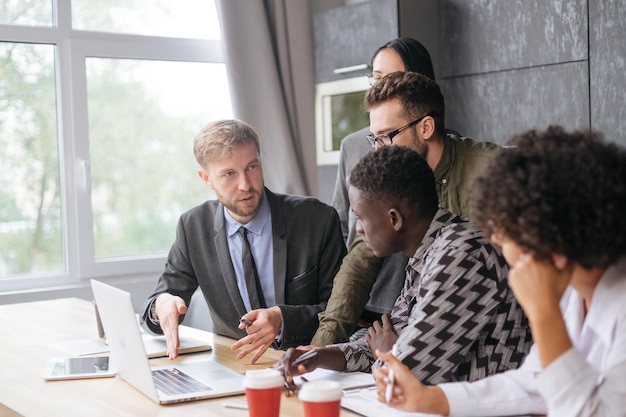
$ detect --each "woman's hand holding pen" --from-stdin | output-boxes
[373,349,450,415]
[230,306,282,364]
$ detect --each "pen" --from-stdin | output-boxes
[385,344,398,403]
[342,383,377,394]
[222,402,248,410]
[273,349,318,373]
[239,318,253,327]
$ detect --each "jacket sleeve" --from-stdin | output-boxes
[139,215,199,333]
[311,234,385,346]
[276,206,347,349]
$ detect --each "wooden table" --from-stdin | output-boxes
[0,298,360,417]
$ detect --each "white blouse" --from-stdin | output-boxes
[440,257,626,417]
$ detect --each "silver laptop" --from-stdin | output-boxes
[90,279,245,404]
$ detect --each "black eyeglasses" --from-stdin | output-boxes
[366,113,433,148]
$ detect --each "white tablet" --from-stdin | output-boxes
[43,356,116,381]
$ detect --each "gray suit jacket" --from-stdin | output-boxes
[140,188,346,349]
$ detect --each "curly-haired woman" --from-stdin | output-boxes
[373,125,626,417]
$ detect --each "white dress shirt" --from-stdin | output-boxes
[440,257,626,417]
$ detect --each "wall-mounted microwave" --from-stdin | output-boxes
[315,76,370,165]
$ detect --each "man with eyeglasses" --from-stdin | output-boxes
[312,71,501,347]
[331,38,437,249]
[314,38,470,347]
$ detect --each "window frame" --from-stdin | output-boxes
[0,0,225,294]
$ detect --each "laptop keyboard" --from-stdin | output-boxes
[153,368,212,395]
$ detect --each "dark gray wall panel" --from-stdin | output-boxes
[589,0,626,147]
[313,0,625,200]
[314,0,398,82]
[398,0,441,78]
[440,0,588,77]
[440,61,590,144]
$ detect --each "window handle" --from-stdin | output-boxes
[80,159,91,191]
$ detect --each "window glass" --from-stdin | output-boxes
[0,1,230,286]
[0,42,63,276]
[72,0,221,39]
[86,58,232,259]
[0,0,53,26]
[331,91,369,151]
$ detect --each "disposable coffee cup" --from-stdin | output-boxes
[298,380,342,417]
[243,369,283,417]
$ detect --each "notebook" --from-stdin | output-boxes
[94,294,213,359]
[293,368,375,393]
[90,279,245,404]
[341,386,442,417]
[142,331,213,359]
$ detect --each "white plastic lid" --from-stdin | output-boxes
[242,369,284,389]
[298,380,342,402]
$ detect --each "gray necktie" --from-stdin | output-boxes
[238,227,266,310]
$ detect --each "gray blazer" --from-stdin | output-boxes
[140,188,346,349]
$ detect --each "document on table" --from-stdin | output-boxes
[293,367,375,392]
[341,387,443,417]
[294,369,442,417]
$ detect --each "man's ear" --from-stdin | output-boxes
[198,169,214,189]
[388,208,403,231]
[552,253,569,270]
[420,115,436,141]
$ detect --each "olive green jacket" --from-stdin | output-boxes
[311,133,501,346]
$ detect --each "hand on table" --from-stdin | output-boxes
[277,347,321,395]
[231,306,283,364]
[154,293,188,359]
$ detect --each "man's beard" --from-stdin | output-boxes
[217,188,263,219]
[411,132,429,160]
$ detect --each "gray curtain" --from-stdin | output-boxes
[215,0,316,196]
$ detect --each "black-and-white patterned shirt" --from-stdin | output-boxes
[331,209,532,384]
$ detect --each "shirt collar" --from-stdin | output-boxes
[582,257,626,346]
[224,190,271,238]
[411,208,455,262]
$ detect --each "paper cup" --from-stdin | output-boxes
[298,380,342,417]
[243,369,283,417]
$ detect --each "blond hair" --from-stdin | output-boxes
[193,119,260,168]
